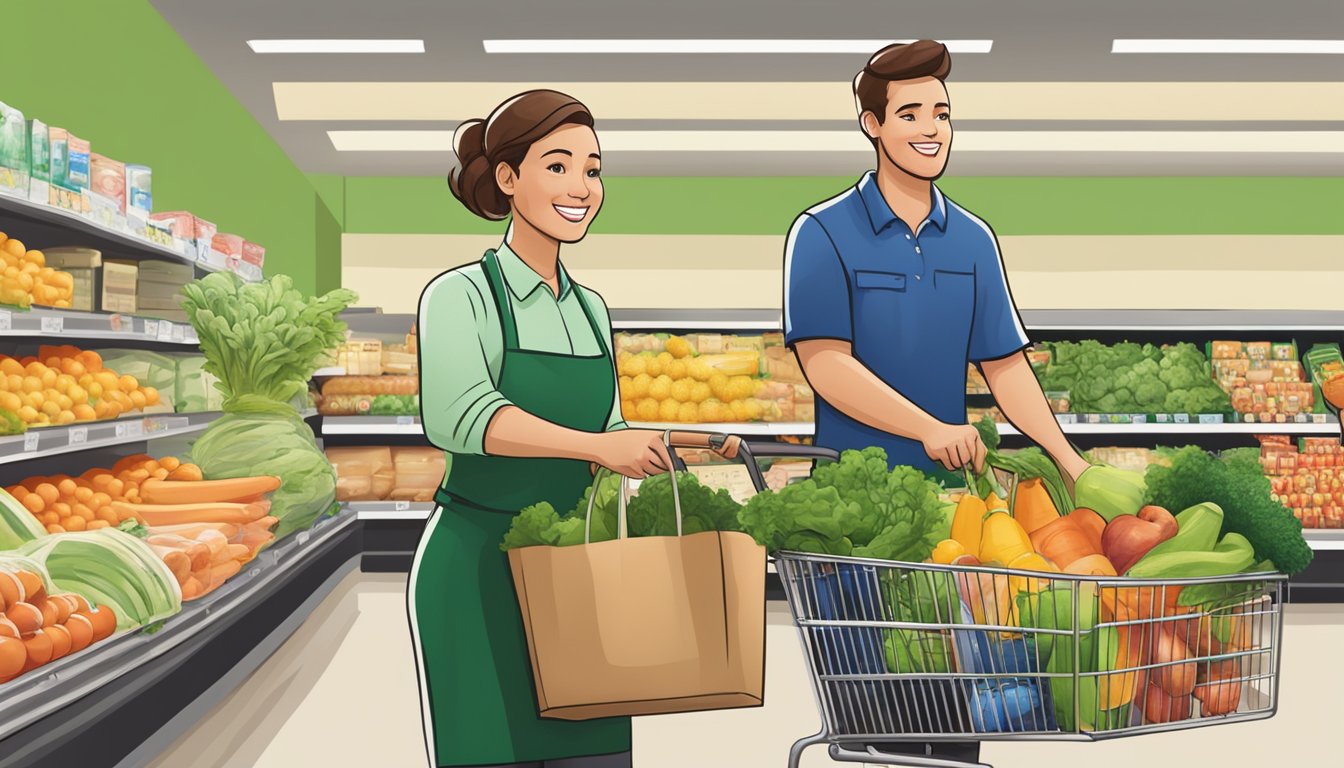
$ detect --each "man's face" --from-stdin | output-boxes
[862,76,952,181]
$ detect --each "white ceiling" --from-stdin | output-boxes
[150,0,1344,176]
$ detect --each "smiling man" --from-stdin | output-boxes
[784,40,1090,490]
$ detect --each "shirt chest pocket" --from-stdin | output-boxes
[851,270,909,331]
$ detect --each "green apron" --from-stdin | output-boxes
[410,249,630,766]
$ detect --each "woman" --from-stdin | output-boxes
[409,90,669,768]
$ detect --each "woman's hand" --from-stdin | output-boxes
[590,430,673,479]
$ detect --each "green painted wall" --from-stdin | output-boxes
[0,0,332,295]
[344,175,1344,236]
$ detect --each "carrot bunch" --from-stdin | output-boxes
[7,454,204,534]
[0,568,117,684]
[110,474,282,600]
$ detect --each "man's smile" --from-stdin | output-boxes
[553,204,590,222]
[910,142,942,157]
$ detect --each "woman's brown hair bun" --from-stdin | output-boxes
[447,90,595,222]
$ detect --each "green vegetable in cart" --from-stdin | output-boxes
[1144,445,1312,574]
[738,481,860,556]
[19,528,181,631]
[1126,531,1255,580]
[1137,502,1223,561]
[881,569,958,674]
[626,471,743,536]
[1074,465,1146,522]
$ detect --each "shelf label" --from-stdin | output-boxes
[40,316,64,334]
[23,432,39,452]
[1056,414,1078,424]
[143,319,159,339]
[395,415,416,426]
[1174,413,1190,424]
[1156,414,1170,423]
[126,420,145,438]
[1198,414,1224,425]
[1313,413,1329,424]
[171,324,186,343]
[108,314,123,332]
[157,321,174,342]
[68,426,88,445]
[0,310,10,331]
[115,423,127,438]
[394,501,411,512]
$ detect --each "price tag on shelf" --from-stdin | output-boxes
[396,415,416,426]
[1156,414,1170,423]
[0,310,10,331]
[394,501,411,512]
[1174,413,1190,423]
[157,321,174,342]
[126,420,144,438]
[144,319,159,339]
[115,423,127,438]
[1130,414,1147,424]
[1056,414,1077,425]
[23,432,39,452]
[171,324,186,343]
[40,316,64,334]
[108,314,123,332]
[1198,414,1224,425]
[1084,414,1101,424]
[68,426,88,445]
[1314,413,1329,424]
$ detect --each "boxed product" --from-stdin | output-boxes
[149,212,217,261]
[26,119,49,203]
[241,240,265,267]
[335,339,384,376]
[100,259,138,313]
[136,259,192,321]
[211,232,244,270]
[125,164,152,225]
[0,101,27,197]
[1305,344,1344,411]
[64,133,90,190]
[88,153,127,231]
[326,446,396,501]
[390,447,446,502]
[41,247,101,311]
[381,346,418,375]
[48,126,68,190]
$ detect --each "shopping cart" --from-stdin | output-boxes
[666,438,1286,768]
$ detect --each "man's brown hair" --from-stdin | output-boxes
[853,40,952,144]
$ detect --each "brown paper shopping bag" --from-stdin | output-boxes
[507,434,766,720]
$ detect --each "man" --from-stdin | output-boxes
[784,39,1090,487]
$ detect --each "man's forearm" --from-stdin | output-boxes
[982,352,1089,479]
[796,345,941,440]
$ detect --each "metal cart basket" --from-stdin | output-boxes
[677,440,1287,768]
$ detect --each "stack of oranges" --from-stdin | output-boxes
[0,233,76,309]
[0,347,161,428]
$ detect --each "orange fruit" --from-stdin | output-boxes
[64,614,93,653]
[3,239,25,257]
[21,630,53,672]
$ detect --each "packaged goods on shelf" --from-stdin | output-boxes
[41,247,100,311]
[1304,343,1344,412]
[241,241,265,270]
[381,346,417,375]
[63,133,90,192]
[1260,435,1344,529]
[0,346,162,427]
[100,259,138,313]
[320,375,417,397]
[0,101,27,197]
[149,211,217,262]
[1210,340,1316,422]
[88,153,126,231]
[967,406,1004,424]
[125,163,152,226]
[335,339,383,376]
[136,260,193,323]
[1084,446,1167,473]
[210,232,244,271]
[26,118,50,203]
[391,448,445,502]
[327,446,395,501]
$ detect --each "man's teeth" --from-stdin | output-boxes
[911,143,941,156]
[554,205,589,221]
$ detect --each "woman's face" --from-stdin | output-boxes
[496,124,603,244]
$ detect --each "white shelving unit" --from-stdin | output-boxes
[0,306,201,344]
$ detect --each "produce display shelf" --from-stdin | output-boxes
[348,500,435,520]
[311,366,346,377]
[628,421,817,436]
[321,415,424,435]
[0,506,361,768]
[0,191,224,275]
[0,411,220,466]
[1304,531,1344,551]
[0,306,200,345]
[607,308,1344,333]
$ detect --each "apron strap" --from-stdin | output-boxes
[480,249,521,351]
[571,285,612,359]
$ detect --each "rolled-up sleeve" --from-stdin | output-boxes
[417,271,510,454]
[585,289,628,432]
[783,213,851,346]
[968,222,1031,363]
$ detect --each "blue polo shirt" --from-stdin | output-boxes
[783,171,1030,472]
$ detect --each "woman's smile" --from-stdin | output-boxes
[553,204,590,222]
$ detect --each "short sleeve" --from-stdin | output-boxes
[968,223,1031,362]
[783,214,852,345]
[417,270,512,455]
[582,287,628,432]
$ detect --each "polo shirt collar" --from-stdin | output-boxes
[496,242,573,301]
[856,171,949,235]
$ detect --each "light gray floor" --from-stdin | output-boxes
[149,574,1342,768]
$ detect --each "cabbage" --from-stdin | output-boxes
[189,404,338,540]
[20,528,182,631]
[0,488,46,550]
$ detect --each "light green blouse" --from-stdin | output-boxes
[417,243,627,455]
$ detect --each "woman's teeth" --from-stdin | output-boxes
[554,204,589,222]
[910,142,941,156]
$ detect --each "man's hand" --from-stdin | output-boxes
[922,422,986,473]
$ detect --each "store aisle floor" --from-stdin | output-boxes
[150,574,1340,768]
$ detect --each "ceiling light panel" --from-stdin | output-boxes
[483,39,993,54]
[248,39,425,54]
[1113,39,1344,54]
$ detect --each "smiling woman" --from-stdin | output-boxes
[410,89,673,768]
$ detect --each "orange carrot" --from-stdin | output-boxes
[139,476,281,505]
[149,545,192,581]
[148,521,242,540]
[208,560,242,589]
[110,501,267,526]
[181,577,203,601]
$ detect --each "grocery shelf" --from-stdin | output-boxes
[311,366,346,377]
[629,421,816,436]
[0,411,220,465]
[321,415,423,435]
[347,500,435,520]
[0,191,220,274]
[0,306,200,345]
[610,308,782,331]
[1304,530,1344,551]
[0,507,361,767]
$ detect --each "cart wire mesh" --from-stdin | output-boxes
[776,552,1285,767]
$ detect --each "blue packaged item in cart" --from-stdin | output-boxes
[953,600,1058,733]
[809,562,887,675]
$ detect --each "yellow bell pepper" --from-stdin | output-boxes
[985,491,1008,514]
[979,510,1033,567]
[950,493,988,559]
[931,539,965,564]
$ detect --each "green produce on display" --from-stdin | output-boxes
[93,349,178,407]
[181,272,357,540]
[174,355,225,412]
[1075,465,1148,522]
[18,527,181,631]
[1037,340,1232,415]
[1144,445,1314,574]
[367,394,419,416]
[0,489,45,549]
